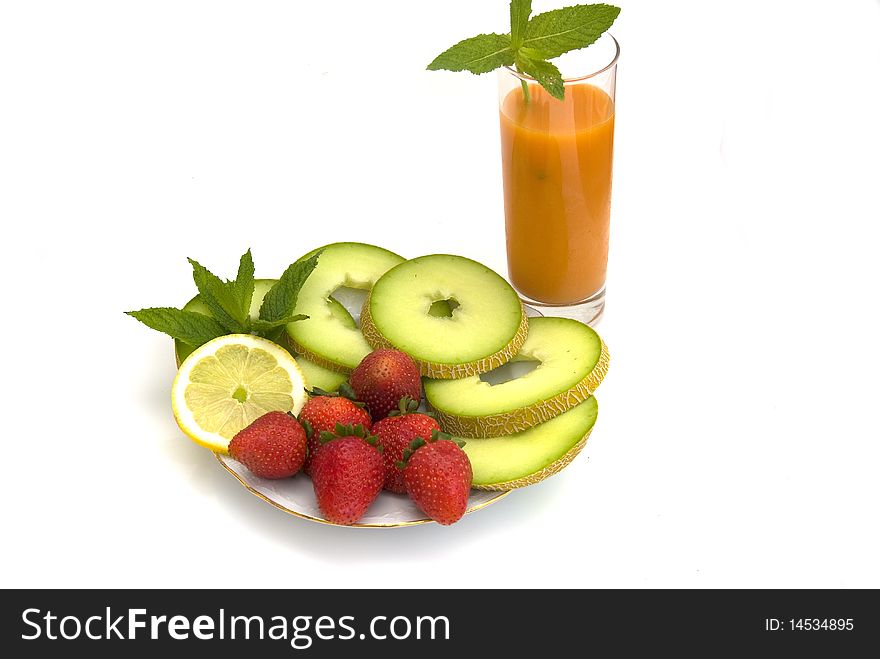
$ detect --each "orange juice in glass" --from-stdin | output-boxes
[498,34,619,324]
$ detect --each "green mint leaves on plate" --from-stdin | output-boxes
[124,307,230,348]
[427,2,620,101]
[126,249,320,350]
[256,252,319,326]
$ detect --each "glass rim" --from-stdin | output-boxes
[502,33,619,84]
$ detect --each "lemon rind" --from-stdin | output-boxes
[171,334,307,454]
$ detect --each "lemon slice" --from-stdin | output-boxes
[172,334,307,453]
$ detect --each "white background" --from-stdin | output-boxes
[2,0,879,588]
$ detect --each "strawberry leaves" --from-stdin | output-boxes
[126,249,320,350]
[397,430,465,468]
[304,383,366,407]
[318,423,382,452]
[427,2,620,101]
[387,395,421,417]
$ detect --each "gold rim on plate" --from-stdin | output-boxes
[215,453,511,528]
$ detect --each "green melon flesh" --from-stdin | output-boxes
[364,254,527,376]
[424,317,607,436]
[294,356,349,392]
[175,280,351,392]
[462,396,598,489]
[284,243,404,371]
[293,297,353,391]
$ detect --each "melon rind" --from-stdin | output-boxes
[292,352,349,392]
[462,396,599,490]
[428,336,609,438]
[285,340,353,374]
[284,242,405,372]
[361,291,529,379]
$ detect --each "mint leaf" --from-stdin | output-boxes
[510,0,532,49]
[125,308,228,346]
[188,258,246,332]
[516,54,565,100]
[523,3,620,59]
[230,248,255,324]
[427,33,515,74]
[519,46,554,61]
[127,249,315,349]
[259,251,322,323]
[251,315,308,333]
[427,4,619,102]
[260,325,292,350]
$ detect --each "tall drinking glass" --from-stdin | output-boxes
[498,34,619,325]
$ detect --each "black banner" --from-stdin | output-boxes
[1,589,876,656]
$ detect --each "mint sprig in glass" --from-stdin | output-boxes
[428,2,620,101]
[428,2,621,325]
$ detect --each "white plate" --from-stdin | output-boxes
[216,453,510,527]
[214,288,542,527]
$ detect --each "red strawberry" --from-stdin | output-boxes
[227,411,307,479]
[350,349,421,420]
[310,425,385,525]
[299,387,371,475]
[402,432,473,525]
[372,397,441,494]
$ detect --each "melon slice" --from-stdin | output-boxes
[175,279,349,392]
[361,254,528,379]
[288,297,353,391]
[462,396,599,490]
[284,243,405,372]
[424,317,608,437]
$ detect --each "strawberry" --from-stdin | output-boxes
[372,397,441,494]
[310,424,385,525]
[299,386,371,475]
[227,411,307,479]
[350,349,421,420]
[401,432,473,525]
